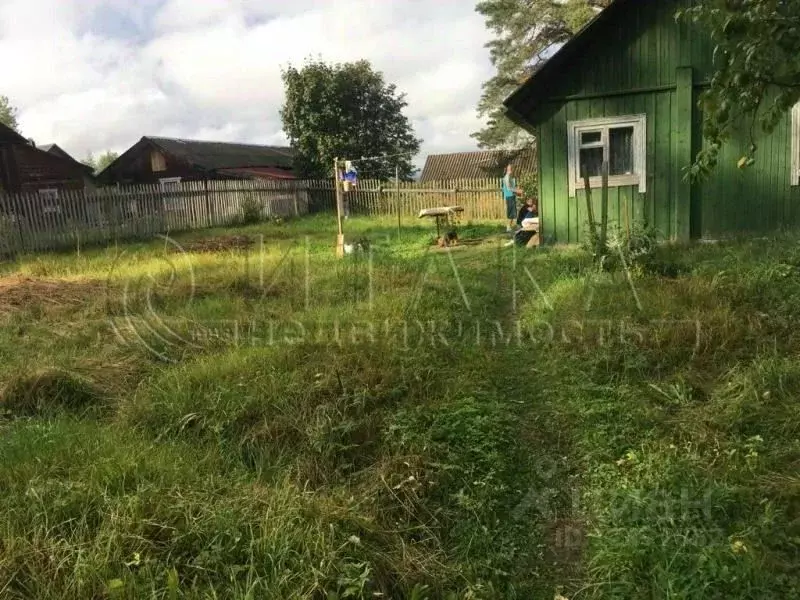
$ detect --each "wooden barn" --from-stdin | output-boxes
[37,143,97,190]
[419,148,537,183]
[0,123,92,198]
[503,0,800,243]
[97,136,295,187]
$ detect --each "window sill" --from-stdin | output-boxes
[570,174,641,196]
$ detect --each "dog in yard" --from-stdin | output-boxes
[437,230,458,248]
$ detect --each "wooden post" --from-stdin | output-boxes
[293,183,300,217]
[334,157,344,257]
[5,191,25,252]
[395,164,401,236]
[203,176,213,227]
[600,160,609,253]
[583,175,595,234]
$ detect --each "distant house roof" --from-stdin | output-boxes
[146,137,294,171]
[419,148,537,182]
[95,135,296,183]
[0,122,28,144]
[503,0,626,128]
[37,143,95,176]
[216,167,297,180]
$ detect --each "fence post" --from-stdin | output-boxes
[3,193,25,253]
[334,158,344,258]
[395,165,400,236]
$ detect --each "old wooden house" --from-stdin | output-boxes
[419,148,537,183]
[504,0,800,243]
[0,123,91,198]
[97,136,295,187]
[37,143,97,190]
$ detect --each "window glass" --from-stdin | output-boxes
[581,131,602,145]
[579,147,604,179]
[609,126,634,175]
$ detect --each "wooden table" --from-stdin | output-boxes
[418,206,465,239]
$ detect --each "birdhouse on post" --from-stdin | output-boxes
[341,160,358,192]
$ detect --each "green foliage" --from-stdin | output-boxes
[280,59,421,180]
[604,222,658,274]
[474,0,610,148]
[0,95,19,132]
[678,1,800,179]
[518,170,538,200]
[83,150,120,175]
[96,150,119,174]
[581,218,660,277]
[239,193,262,225]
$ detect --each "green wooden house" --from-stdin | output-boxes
[503,0,800,243]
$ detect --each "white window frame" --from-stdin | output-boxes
[159,176,181,190]
[38,189,62,214]
[791,102,800,186]
[159,177,182,211]
[567,114,647,197]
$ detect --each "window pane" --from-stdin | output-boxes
[610,126,634,175]
[581,131,602,145]
[579,147,604,179]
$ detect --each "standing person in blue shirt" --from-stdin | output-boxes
[501,164,520,232]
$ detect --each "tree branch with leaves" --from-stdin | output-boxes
[473,0,610,149]
[0,95,20,132]
[678,0,800,179]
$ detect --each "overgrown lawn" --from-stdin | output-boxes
[0,215,798,599]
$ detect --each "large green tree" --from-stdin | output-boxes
[678,1,800,178]
[0,95,19,132]
[474,0,610,149]
[280,59,421,180]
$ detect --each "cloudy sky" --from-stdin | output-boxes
[0,0,495,170]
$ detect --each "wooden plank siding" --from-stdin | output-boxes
[516,0,800,243]
[0,178,509,255]
[542,90,676,244]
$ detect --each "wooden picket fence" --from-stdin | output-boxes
[0,177,506,255]
[304,177,507,221]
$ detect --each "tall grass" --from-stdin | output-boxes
[0,215,798,598]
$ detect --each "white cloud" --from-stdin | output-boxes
[0,0,495,169]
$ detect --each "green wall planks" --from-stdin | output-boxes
[519,0,800,242]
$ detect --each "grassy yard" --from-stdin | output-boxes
[0,214,798,599]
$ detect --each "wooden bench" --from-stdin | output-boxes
[519,218,540,248]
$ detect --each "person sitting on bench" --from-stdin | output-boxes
[505,198,540,247]
[513,198,539,246]
[516,198,538,229]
